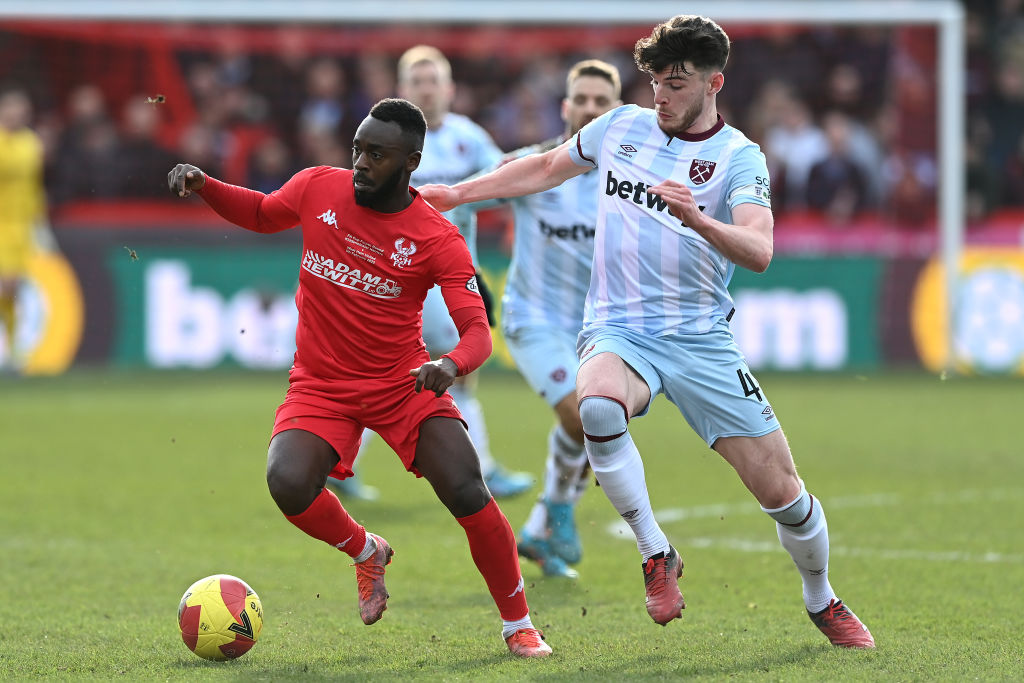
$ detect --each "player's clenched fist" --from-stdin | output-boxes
[167,163,206,198]
[409,357,459,397]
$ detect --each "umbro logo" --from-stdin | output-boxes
[318,209,338,228]
[617,144,638,159]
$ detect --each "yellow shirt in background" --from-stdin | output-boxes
[0,126,45,276]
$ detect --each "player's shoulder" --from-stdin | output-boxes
[411,192,462,237]
[281,165,346,188]
[439,113,493,141]
[501,137,562,164]
[719,123,766,159]
[585,104,652,139]
[608,103,649,123]
[299,165,351,180]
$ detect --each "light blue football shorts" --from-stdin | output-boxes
[576,320,781,447]
[504,324,580,407]
[420,285,461,356]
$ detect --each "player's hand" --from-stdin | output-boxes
[409,357,459,397]
[416,184,459,212]
[648,180,706,230]
[167,163,206,198]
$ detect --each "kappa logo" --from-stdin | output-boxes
[390,238,417,269]
[318,209,338,228]
[689,159,717,185]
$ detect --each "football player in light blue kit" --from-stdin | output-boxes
[327,45,532,500]
[461,60,623,578]
[420,16,874,649]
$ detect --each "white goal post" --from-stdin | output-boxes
[2,0,966,370]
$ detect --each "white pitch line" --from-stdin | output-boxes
[604,488,1024,565]
[683,536,1024,564]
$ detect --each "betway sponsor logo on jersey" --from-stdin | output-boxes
[605,171,669,213]
[539,218,595,241]
[301,250,402,298]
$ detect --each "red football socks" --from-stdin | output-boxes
[457,497,529,621]
[285,488,367,559]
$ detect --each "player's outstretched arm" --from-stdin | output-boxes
[166,162,300,234]
[418,141,587,211]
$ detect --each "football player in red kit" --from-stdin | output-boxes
[167,98,551,658]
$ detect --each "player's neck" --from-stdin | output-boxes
[684,106,720,137]
[360,189,415,214]
[425,111,448,130]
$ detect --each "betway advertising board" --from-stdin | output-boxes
[44,227,1024,374]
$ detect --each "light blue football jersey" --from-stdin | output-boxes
[412,112,502,263]
[497,139,598,337]
[568,104,772,336]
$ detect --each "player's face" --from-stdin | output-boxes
[562,74,621,136]
[650,63,717,137]
[397,61,453,123]
[351,117,419,208]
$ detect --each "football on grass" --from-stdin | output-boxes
[178,574,263,661]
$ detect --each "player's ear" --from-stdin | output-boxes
[708,71,724,96]
[406,150,422,173]
[560,97,570,124]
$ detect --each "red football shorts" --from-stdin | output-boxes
[271,375,465,479]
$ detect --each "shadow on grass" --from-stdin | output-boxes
[571,641,825,679]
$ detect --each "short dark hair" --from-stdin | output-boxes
[369,98,427,151]
[567,59,622,99]
[634,15,730,76]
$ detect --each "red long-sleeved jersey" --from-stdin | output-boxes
[197,166,491,388]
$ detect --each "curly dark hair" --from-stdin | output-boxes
[634,15,730,76]
[369,98,427,152]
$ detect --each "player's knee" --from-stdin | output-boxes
[762,486,824,532]
[444,476,491,518]
[579,395,629,457]
[265,458,318,516]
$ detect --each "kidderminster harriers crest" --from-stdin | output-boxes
[390,238,416,268]
[689,159,717,185]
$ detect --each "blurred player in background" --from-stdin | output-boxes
[167,98,552,658]
[461,60,622,578]
[0,88,46,373]
[328,45,532,500]
[420,16,874,648]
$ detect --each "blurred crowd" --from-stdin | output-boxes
[1,0,1022,229]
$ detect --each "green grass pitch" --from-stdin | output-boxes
[0,369,1021,680]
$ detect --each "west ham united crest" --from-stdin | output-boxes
[689,159,717,185]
